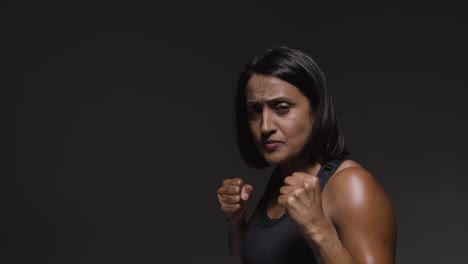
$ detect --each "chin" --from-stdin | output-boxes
[263,153,289,166]
[263,150,304,167]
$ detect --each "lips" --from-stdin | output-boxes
[263,140,282,151]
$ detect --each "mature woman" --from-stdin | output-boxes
[217,46,396,264]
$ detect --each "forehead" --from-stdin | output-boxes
[246,74,303,101]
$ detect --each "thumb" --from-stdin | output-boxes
[241,184,254,201]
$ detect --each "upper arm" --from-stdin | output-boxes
[322,167,396,264]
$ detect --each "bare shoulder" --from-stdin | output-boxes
[323,160,385,202]
[322,160,396,262]
[322,159,395,225]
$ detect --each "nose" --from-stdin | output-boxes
[261,108,276,135]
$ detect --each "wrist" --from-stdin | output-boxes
[226,215,246,226]
[302,220,337,246]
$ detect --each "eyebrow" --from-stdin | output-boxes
[246,97,294,105]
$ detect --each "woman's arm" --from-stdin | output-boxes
[227,218,247,264]
[217,178,254,264]
[318,166,396,263]
[278,166,396,264]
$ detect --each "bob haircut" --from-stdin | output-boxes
[234,46,349,169]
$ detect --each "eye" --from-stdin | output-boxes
[274,103,290,114]
[247,104,262,118]
[249,105,262,113]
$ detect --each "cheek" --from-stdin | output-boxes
[286,117,313,143]
[248,121,261,141]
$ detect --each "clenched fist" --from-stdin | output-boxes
[217,178,254,222]
[278,172,329,235]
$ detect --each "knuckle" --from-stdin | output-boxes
[223,178,244,186]
[222,179,231,185]
[311,175,319,184]
[308,177,319,187]
[287,195,295,205]
[292,172,302,177]
[284,176,293,185]
[233,178,243,186]
[218,196,227,205]
[292,188,301,197]
[233,186,241,193]
[304,176,320,189]
[279,186,286,194]
[231,195,241,203]
[217,186,225,194]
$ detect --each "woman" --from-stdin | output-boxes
[217,47,396,264]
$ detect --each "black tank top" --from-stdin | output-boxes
[241,159,346,264]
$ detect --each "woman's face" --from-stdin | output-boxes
[246,74,314,166]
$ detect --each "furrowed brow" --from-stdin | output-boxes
[247,96,293,105]
[266,97,294,104]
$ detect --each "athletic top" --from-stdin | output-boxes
[241,159,346,264]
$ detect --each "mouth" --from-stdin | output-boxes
[263,140,282,151]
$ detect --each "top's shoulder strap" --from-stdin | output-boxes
[317,159,347,191]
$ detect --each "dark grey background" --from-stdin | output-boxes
[7,2,467,263]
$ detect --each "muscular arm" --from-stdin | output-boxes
[306,167,396,264]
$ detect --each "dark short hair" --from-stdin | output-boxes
[234,46,349,169]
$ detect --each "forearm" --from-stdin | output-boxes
[303,224,356,264]
[227,219,247,264]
